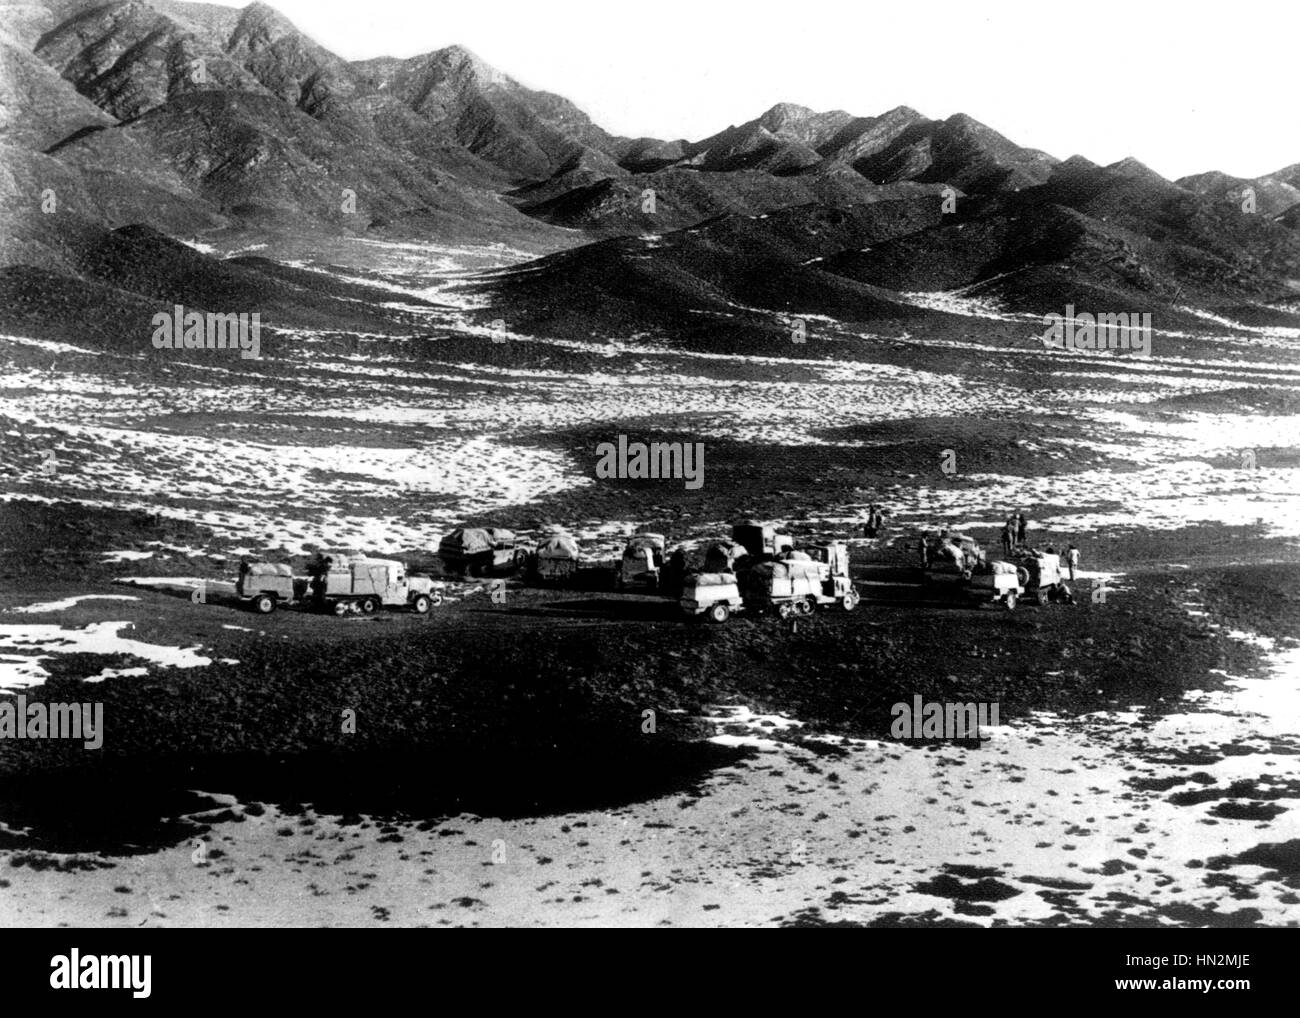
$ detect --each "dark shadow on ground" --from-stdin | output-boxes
[0,736,748,856]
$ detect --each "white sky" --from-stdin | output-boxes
[209,0,1294,180]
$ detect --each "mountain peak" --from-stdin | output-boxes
[433,44,509,85]
[1106,156,1168,183]
[759,102,817,125]
[237,1,295,29]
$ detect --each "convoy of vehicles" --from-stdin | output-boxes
[231,519,1068,622]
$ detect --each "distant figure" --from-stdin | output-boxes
[1016,513,1028,545]
[1066,543,1080,582]
[1000,524,1013,556]
[308,552,333,601]
[864,504,884,538]
[919,536,930,568]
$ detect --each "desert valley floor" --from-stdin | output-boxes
[2,235,1299,927]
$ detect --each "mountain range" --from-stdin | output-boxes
[2,0,1299,347]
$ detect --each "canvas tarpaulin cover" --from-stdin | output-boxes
[440,528,494,556]
[246,563,292,577]
[538,534,580,559]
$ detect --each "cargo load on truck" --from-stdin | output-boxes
[955,559,1023,610]
[732,521,793,562]
[924,533,985,575]
[704,539,748,574]
[617,533,666,591]
[535,532,581,583]
[743,559,839,617]
[1013,550,1072,605]
[438,527,528,577]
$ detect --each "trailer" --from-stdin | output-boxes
[680,572,744,623]
[961,561,1025,610]
[236,562,305,614]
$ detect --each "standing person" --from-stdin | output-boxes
[1066,543,1080,582]
[1016,512,1028,546]
[1000,523,1013,556]
[919,535,930,568]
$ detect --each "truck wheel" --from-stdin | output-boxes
[1035,588,1050,606]
[332,601,348,616]
[798,598,814,616]
[1004,592,1018,611]
[842,590,859,611]
[707,603,730,624]
[253,594,275,615]
[411,594,432,614]
[359,596,379,615]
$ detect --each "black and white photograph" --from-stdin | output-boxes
[0,0,1297,961]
